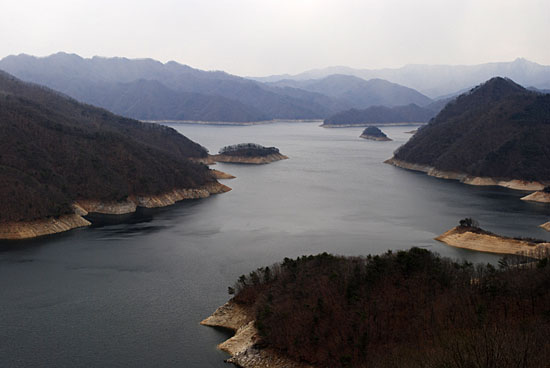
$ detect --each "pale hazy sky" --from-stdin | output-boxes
[1,0,549,76]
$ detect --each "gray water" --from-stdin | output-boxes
[2,122,550,367]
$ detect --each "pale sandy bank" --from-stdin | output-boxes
[386,158,545,191]
[211,169,236,179]
[521,191,550,203]
[0,182,230,240]
[201,300,312,368]
[435,226,550,256]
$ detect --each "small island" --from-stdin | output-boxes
[203,248,550,367]
[360,126,392,141]
[435,218,550,256]
[211,143,288,164]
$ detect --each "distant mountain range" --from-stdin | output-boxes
[3,53,548,123]
[0,53,437,122]
[268,75,432,108]
[0,53,345,122]
[390,77,550,182]
[253,58,550,98]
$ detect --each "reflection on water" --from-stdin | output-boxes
[1,122,550,368]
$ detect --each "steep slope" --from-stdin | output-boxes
[389,77,550,183]
[270,74,432,108]
[0,70,223,225]
[0,53,347,121]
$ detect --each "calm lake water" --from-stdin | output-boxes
[2,122,550,367]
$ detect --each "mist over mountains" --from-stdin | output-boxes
[0,53,436,122]
[269,75,432,108]
[2,53,549,123]
[0,53,347,122]
[254,58,550,98]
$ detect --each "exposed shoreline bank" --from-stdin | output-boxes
[201,300,312,368]
[0,182,231,240]
[385,157,546,191]
[435,226,550,256]
[521,191,550,203]
[211,169,236,179]
[360,134,392,141]
[211,153,289,164]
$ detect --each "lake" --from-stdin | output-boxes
[2,122,549,367]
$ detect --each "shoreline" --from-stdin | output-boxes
[145,119,322,126]
[211,153,289,164]
[385,157,546,191]
[435,226,550,256]
[321,122,426,128]
[0,182,231,240]
[360,134,392,141]
[211,169,236,179]
[520,191,550,203]
[201,300,312,368]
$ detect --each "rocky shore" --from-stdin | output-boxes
[435,226,550,256]
[211,169,236,179]
[0,182,231,240]
[201,300,312,368]
[0,214,92,240]
[521,191,550,203]
[360,134,392,141]
[385,158,545,191]
[211,153,288,164]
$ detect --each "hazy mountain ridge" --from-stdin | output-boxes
[0,53,350,121]
[81,79,269,122]
[392,77,550,182]
[0,53,441,122]
[254,58,550,98]
[0,70,216,222]
[269,74,432,108]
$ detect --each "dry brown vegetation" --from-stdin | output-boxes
[231,248,550,368]
[219,143,280,157]
[394,77,550,182]
[0,71,215,222]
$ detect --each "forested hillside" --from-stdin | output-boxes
[231,248,550,367]
[392,77,550,182]
[0,71,216,222]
